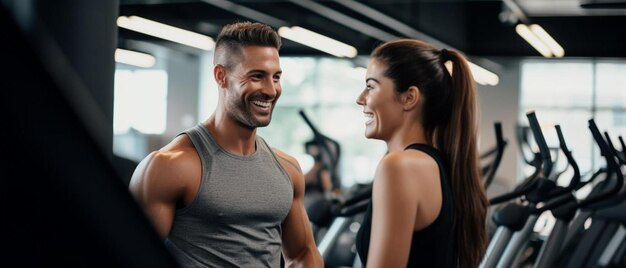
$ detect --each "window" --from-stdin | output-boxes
[113,69,168,162]
[520,59,626,238]
[520,59,626,181]
[114,69,168,134]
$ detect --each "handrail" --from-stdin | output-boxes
[526,111,553,178]
[605,132,626,165]
[484,122,508,189]
[619,136,626,157]
[577,120,623,208]
[517,124,542,169]
[554,125,581,193]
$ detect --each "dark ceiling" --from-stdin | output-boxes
[118,0,626,58]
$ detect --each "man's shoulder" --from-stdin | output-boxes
[270,147,295,163]
[137,136,200,179]
[270,147,302,174]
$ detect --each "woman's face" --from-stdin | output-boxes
[356,59,405,140]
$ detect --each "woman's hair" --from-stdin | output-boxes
[371,39,488,268]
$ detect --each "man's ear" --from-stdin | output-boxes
[400,86,420,110]
[214,64,227,89]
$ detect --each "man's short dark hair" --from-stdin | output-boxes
[214,22,281,70]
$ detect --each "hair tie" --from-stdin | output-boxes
[441,48,450,62]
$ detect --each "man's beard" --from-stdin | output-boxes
[225,93,273,129]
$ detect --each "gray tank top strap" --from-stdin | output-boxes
[178,123,219,157]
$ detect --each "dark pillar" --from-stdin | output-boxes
[3,0,118,160]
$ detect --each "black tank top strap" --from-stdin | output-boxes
[404,143,445,165]
[403,143,449,185]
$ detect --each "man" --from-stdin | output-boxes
[129,22,323,268]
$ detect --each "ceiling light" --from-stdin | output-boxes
[516,24,553,57]
[468,62,500,86]
[529,25,564,58]
[115,48,155,68]
[278,26,357,58]
[117,16,214,51]
[515,24,565,58]
[580,0,626,9]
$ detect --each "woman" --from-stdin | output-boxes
[355,39,488,268]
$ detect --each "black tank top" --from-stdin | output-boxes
[355,144,457,268]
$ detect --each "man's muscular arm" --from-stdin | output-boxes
[273,148,324,268]
[129,144,201,238]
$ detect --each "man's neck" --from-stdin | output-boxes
[203,113,257,156]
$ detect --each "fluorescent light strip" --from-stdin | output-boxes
[288,0,396,41]
[468,62,500,86]
[278,26,357,58]
[117,16,214,51]
[115,48,155,68]
[516,24,553,57]
[530,24,565,58]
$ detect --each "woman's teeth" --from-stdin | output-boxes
[365,113,374,125]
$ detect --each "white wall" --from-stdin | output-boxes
[476,58,522,197]
[164,50,201,141]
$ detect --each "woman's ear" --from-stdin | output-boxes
[400,86,420,111]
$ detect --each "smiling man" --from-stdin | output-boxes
[129,22,323,268]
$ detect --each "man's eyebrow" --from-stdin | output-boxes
[246,69,268,75]
[245,70,282,76]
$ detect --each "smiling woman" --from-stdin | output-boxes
[354,39,488,268]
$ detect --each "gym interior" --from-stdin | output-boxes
[2,0,625,267]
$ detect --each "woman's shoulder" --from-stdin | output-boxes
[374,150,441,192]
[379,150,438,175]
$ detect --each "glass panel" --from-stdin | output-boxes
[113,69,168,134]
[593,110,626,170]
[520,60,593,108]
[113,69,168,161]
[318,58,366,105]
[596,62,626,109]
[279,57,318,106]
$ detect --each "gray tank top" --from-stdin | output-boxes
[165,124,293,268]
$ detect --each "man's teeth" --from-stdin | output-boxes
[252,100,271,107]
[365,114,374,124]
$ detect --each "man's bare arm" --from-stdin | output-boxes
[273,149,324,268]
[129,148,199,238]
